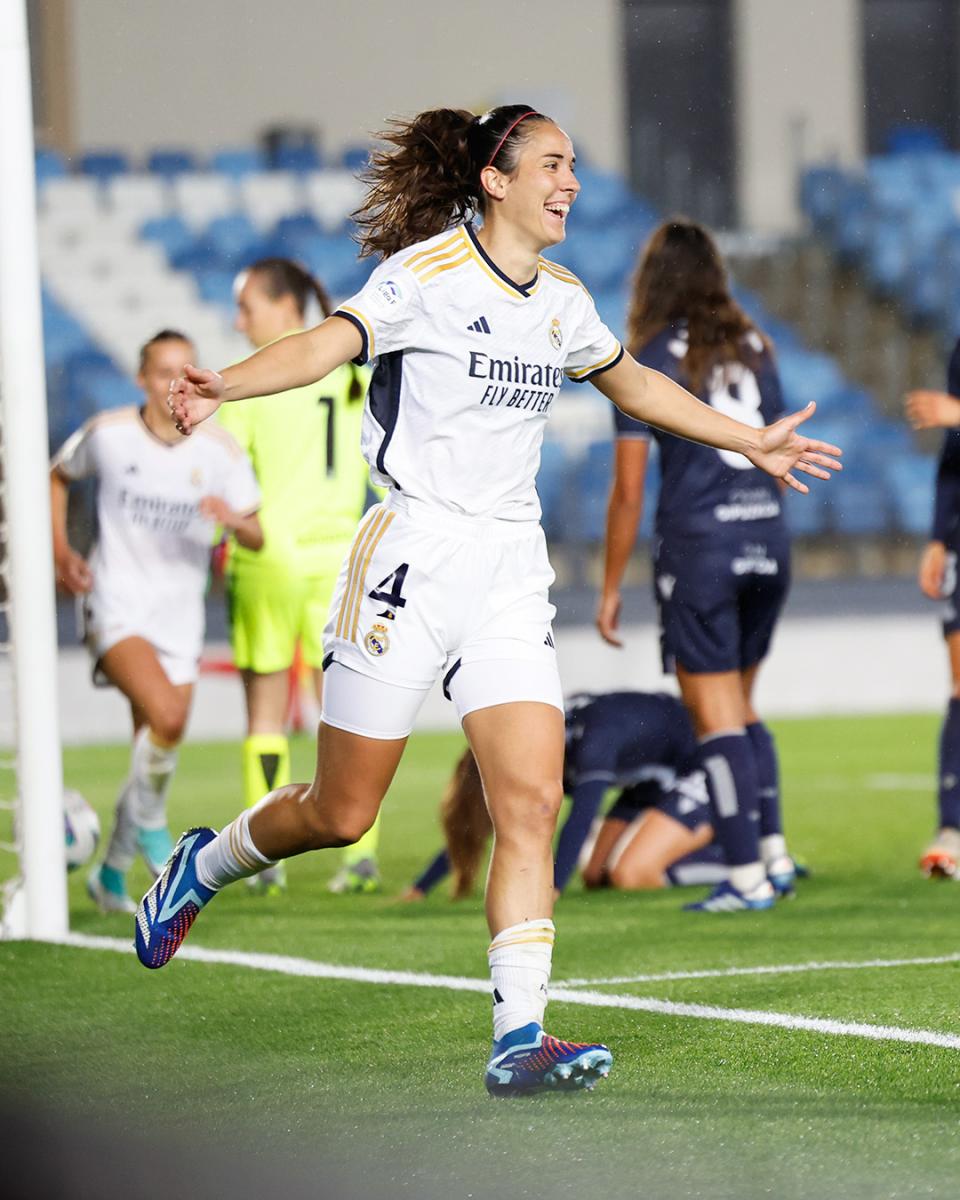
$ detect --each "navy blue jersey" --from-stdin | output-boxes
[932,339,960,544]
[614,323,787,538]
[564,691,697,791]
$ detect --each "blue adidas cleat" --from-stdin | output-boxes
[484,1022,613,1097]
[136,825,175,878]
[135,827,217,969]
[684,878,775,913]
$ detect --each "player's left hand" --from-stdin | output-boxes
[748,402,843,494]
[199,495,233,527]
[905,389,960,430]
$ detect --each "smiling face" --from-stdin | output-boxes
[138,337,194,419]
[481,120,580,252]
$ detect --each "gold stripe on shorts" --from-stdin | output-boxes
[348,510,395,641]
[335,508,383,640]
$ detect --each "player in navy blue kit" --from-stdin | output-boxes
[403,691,720,899]
[597,220,796,913]
[906,343,960,877]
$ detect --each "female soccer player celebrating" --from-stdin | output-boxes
[597,220,797,913]
[141,106,840,1096]
[51,330,262,912]
[906,346,960,877]
[219,258,376,896]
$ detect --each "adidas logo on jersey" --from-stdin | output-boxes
[467,315,491,334]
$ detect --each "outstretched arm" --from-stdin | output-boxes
[169,316,364,435]
[591,354,842,493]
[905,389,960,431]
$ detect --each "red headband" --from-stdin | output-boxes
[485,111,537,169]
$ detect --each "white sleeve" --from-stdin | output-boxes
[221,448,262,516]
[563,293,624,383]
[51,420,97,480]
[333,258,423,365]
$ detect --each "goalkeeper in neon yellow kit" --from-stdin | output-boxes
[219,258,380,894]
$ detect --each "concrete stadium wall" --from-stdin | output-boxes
[64,0,627,171]
[734,0,864,232]
[5,612,947,747]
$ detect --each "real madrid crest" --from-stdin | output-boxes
[364,623,390,657]
[549,317,563,351]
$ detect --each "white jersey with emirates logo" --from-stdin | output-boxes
[52,406,261,665]
[335,221,622,521]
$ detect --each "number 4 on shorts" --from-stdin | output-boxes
[369,563,409,608]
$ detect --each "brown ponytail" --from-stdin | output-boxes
[353,104,552,260]
[440,747,492,899]
[247,257,363,401]
[625,219,767,395]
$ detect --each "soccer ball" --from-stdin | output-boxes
[64,788,100,871]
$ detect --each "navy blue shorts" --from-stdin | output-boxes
[607,773,711,834]
[653,531,790,674]
[942,542,960,638]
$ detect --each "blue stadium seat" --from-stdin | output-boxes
[140,213,195,261]
[147,149,198,179]
[272,144,322,173]
[572,440,615,543]
[799,165,848,232]
[194,267,237,308]
[204,211,262,265]
[79,150,129,182]
[537,440,569,539]
[829,478,891,536]
[274,211,325,244]
[35,147,68,186]
[211,147,266,179]
[782,487,829,537]
[340,145,369,171]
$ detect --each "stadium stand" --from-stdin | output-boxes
[36,146,934,543]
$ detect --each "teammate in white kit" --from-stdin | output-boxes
[51,330,263,912]
[140,107,842,1095]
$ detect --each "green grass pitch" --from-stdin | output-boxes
[3,713,960,1198]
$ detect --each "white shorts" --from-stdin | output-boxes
[320,493,563,738]
[79,592,201,688]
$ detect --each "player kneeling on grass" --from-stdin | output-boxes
[404,691,789,900]
[141,105,840,1098]
[51,330,263,913]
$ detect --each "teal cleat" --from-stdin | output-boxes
[87,863,137,915]
[136,826,175,877]
[484,1022,613,1097]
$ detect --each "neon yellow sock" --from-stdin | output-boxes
[342,809,381,867]
[242,734,290,810]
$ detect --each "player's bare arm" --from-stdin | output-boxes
[198,496,264,552]
[49,467,93,594]
[905,389,960,430]
[169,316,363,435]
[592,354,843,494]
[597,438,649,647]
[918,540,948,599]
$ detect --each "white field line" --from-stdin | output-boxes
[55,933,960,1052]
[554,952,960,989]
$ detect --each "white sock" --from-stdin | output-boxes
[729,862,767,894]
[129,727,178,830]
[760,834,788,867]
[103,781,138,872]
[488,918,555,1042]
[195,808,275,891]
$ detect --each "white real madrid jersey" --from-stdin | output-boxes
[335,222,622,521]
[52,406,260,655]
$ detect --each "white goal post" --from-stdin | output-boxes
[0,0,68,939]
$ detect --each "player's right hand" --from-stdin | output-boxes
[168,364,225,435]
[54,548,93,595]
[596,589,624,647]
[919,540,947,599]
